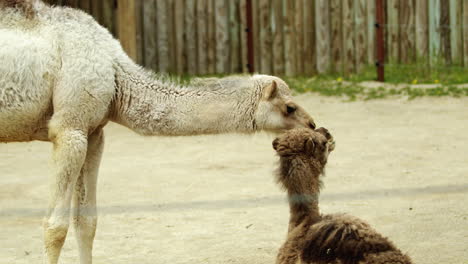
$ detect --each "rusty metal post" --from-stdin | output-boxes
[246,0,255,73]
[375,0,385,82]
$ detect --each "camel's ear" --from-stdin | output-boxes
[272,138,280,151]
[263,81,278,100]
[304,137,315,153]
[316,127,332,141]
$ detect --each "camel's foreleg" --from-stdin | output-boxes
[72,128,104,264]
[276,222,313,264]
[276,239,301,264]
[44,128,88,264]
[276,229,303,264]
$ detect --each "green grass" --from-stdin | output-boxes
[170,63,468,100]
[307,63,468,85]
[285,77,468,100]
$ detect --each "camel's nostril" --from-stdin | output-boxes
[308,121,316,129]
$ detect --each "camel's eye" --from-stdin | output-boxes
[286,105,296,114]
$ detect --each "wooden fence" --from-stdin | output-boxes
[44,0,468,76]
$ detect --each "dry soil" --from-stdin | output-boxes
[1,94,467,264]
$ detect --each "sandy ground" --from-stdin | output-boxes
[1,94,467,264]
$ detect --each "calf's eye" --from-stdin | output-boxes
[286,105,296,114]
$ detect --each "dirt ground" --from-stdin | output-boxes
[1,94,467,264]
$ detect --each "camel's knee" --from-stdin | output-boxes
[43,221,69,255]
[74,215,97,238]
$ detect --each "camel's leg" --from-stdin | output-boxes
[276,222,313,264]
[44,127,88,264]
[72,128,104,264]
[276,238,301,264]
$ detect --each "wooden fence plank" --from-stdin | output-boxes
[450,0,463,64]
[79,0,91,13]
[185,0,197,74]
[463,0,468,68]
[355,0,367,72]
[259,0,272,74]
[450,0,458,62]
[207,0,216,74]
[101,0,115,34]
[63,0,79,8]
[456,0,464,65]
[386,0,399,62]
[239,0,248,73]
[117,0,138,61]
[429,0,441,61]
[272,0,285,75]
[135,0,144,64]
[295,0,304,74]
[330,0,343,73]
[197,0,208,74]
[399,0,415,63]
[215,0,229,73]
[303,0,315,75]
[169,0,177,71]
[415,0,429,60]
[343,0,356,74]
[252,0,260,73]
[367,0,376,64]
[157,0,170,72]
[440,0,451,64]
[143,0,157,70]
[91,0,101,23]
[174,0,185,74]
[113,0,119,40]
[315,0,329,73]
[229,0,241,73]
[284,0,297,76]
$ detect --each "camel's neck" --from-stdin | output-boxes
[110,60,261,136]
[279,157,323,231]
[287,191,320,232]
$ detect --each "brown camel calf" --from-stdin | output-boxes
[273,128,412,264]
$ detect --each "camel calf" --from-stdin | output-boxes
[273,128,412,264]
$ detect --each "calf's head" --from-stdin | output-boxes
[254,78,315,133]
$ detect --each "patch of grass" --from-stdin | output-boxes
[284,77,468,101]
[378,63,468,85]
[168,63,468,100]
[309,62,468,85]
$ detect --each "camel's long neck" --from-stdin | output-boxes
[111,60,259,136]
[281,158,323,231]
[287,191,320,232]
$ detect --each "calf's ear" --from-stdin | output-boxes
[304,137,315,153]
[272,138,280,151]
[263,81,278,100]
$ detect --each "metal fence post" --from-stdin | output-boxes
[375,0,385,82]
[246,0,255,73]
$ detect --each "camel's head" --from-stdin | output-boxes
[272,127,335,164]
[254,77,315,133]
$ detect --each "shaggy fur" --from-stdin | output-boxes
[0,0,37,18]
[273,128,412,264]
[0,2,316,264]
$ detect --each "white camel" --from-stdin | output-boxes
[0,1,316,264]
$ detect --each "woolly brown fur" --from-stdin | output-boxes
[273,128,412,264]
[0,0,37,18]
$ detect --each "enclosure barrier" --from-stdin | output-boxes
[44,0,468,78]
